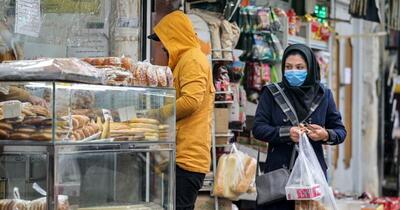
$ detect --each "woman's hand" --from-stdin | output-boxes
[306,124,329,142]
[289,126,306,142]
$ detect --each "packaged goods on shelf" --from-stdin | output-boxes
[0,58,103,84]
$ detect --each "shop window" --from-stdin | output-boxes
[0,0,142,62]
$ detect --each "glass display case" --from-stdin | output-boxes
[0,82,176,210]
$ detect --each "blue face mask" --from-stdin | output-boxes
[284,69,308,86]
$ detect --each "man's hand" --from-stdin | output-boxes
[306,124,329,142]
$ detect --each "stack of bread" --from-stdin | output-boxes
[158,124,170,141]
[0,102,59,141]
[104,118,164,141]
[213,151,257,201]
[61,115,100,141]
[0,196,69,210]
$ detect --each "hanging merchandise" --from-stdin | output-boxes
[387,0,400,30]
[221,20,241,60]
[315,51,330,85]
[287,9,297,36]
[252,34,274,61]
[349,0,381,23]
[256,7,270,31]
[191,9,223,59]
[269,65,280,83]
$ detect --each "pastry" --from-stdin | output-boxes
[31,133,52,141]
[15,126,36,133]
[94,57,105,66]
[166,66,174,87]
[145,135,158,141]
[76,129,85,139]
[132,62,148,86]
[10,133,30,140]
[110,122,130,130]
[0,129,9,139]
[13,199,29,210]
[82,127,91,138]
[72,115,89,127]
[39,119,52,126]
[23,116,47,125]
[130,118,159,125]
[146,65,158,87]
[72,118,79,129]
[72,132,81,141]
[90,123,100,133]
[159,124,170,130]
[85,126,95,136]
[22,107,36,117]
[31,105,50,117]
[104,57,121,66]
[129,123,159,130]
[121,57,133,70]
[0,122,12,130]
[155,65,168,87]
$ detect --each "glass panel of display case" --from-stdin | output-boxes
[55,144,174,210]
[0,82,176,144]
[0,82,54,142]
[54,83,176,143]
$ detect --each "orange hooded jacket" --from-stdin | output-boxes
[154,10,215,173]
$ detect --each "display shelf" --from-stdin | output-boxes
[215,133,234,137]
[288,35,329,51]
[215,91,233,94]
[211,58,234,62]
[288,35,307,45]
[214,100,234,104]
[310,39,329,51]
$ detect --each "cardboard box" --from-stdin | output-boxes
[195,194,232,210]
[215,108,229,134]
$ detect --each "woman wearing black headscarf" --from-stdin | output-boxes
[253,44,346,209]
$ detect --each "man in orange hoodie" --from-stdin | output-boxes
[149,10,215,210]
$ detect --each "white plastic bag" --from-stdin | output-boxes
[286,133,337,210]
[213,144,256,200]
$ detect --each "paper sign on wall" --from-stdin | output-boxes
[344,67,352,85]
[15,0,41,37]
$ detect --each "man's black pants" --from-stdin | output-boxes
[176,165,205,210]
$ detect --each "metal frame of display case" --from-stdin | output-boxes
[0,141,175,210]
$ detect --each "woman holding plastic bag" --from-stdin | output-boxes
[252,43,346,210]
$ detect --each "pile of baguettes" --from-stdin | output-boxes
[107,118,170,141]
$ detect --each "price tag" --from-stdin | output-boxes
[102,109,113,122]
[2,100,22,119]
[117,106,136,122]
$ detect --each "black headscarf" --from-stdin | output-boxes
[281,44,322,122]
